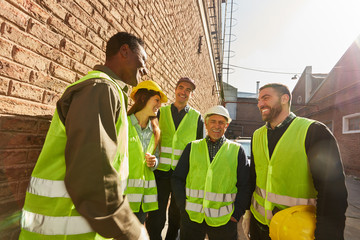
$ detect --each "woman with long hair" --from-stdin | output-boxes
[125,80,167,224]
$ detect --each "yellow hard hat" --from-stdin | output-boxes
[130,80,168,103]
[269,205,316,240]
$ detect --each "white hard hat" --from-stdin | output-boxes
[204,105,232,123]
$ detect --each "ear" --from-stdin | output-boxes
[119,44,129,58]
[281,94,289,105]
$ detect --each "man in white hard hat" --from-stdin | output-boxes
[171,105,251,240]
[146,77,204,240]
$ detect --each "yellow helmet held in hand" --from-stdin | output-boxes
[269,205,316,240]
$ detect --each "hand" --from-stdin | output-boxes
[137,225,149,240]
[145,153,156,168]
[242,210,251,240]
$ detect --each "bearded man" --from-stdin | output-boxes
[243,83,348,240]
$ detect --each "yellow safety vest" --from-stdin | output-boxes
[125,116,158,213]
[20,71,128,239]
[185,139,239,227]
[158,105,200,171]
[250,117,318,226]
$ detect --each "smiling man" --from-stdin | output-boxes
[146,77,204,240]
[171,105,251,240]
[20,32,149,240]
[244,83,348,240]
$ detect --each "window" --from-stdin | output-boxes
[324,121,333,132]
[343,113,360,134]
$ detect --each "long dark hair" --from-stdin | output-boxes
[127,88,161,153]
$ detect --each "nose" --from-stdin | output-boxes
[139,67,148,77]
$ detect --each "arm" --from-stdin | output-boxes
[196,115,205,139]
[306,122,348,240]
[171,143,192,212]
[61,80,142,239]
[232,145,251,222]
[243,137,256,239]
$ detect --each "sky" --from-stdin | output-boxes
[222,0,360,94]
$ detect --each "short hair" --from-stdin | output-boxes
[106,32,144,60]
[259,83,292,103]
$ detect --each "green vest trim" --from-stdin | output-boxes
[125,116,158,213]
[185,139,239,227]
[20,71,128,240]
[250,117,318,226]
[158,105,200,171]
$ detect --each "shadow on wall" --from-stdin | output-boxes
[0,114,52,239]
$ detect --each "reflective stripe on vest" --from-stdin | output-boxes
[27,177,69,198]
[185,202,234,218]
[185,139,239,227]
[127,194,158,203]
[20,71,128,240]
[158,105,199,171]
[21,209,92,235]
[255,186,316,206]
[127,179,156,188]
[250,117,317,226]
[186,188,236,202]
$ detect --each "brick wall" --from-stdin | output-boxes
[226,98,263,139]
[0,0,221,237]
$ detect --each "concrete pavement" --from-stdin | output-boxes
[238,175,360,240]
[161,175,360,240]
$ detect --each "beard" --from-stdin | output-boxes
[261,101,283,122]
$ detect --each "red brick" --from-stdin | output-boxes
[0,95,55,116]
[1,23,69,66]
[59,38,84,62]
[0,57,32,83]
[0,132,45,149]
[85,28,103,50]
[37,0,67,20]
[0,150,28,166]
[30,71,69,92]
[104,7,123,31]
[0,1,29,30]
[2,166,33,182]
[0,76,10,95]
[10,80,44,102]
[15,0,50,23]
[0,37,14,59]
[0,182,18,202]
[0,116,38,133]
[26,18,62,48]
[61,1,99,34]
[73,61,91,76]
[12,45,49,71]
[42,90,61,105]
[74,0,94,15]
[83,53,101,69]
[49,62,77,82]
[97,0,111,11]
[27,149,42,164]
[64,13,87,36]
[37,118,51,133]
[46,16,76,41]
